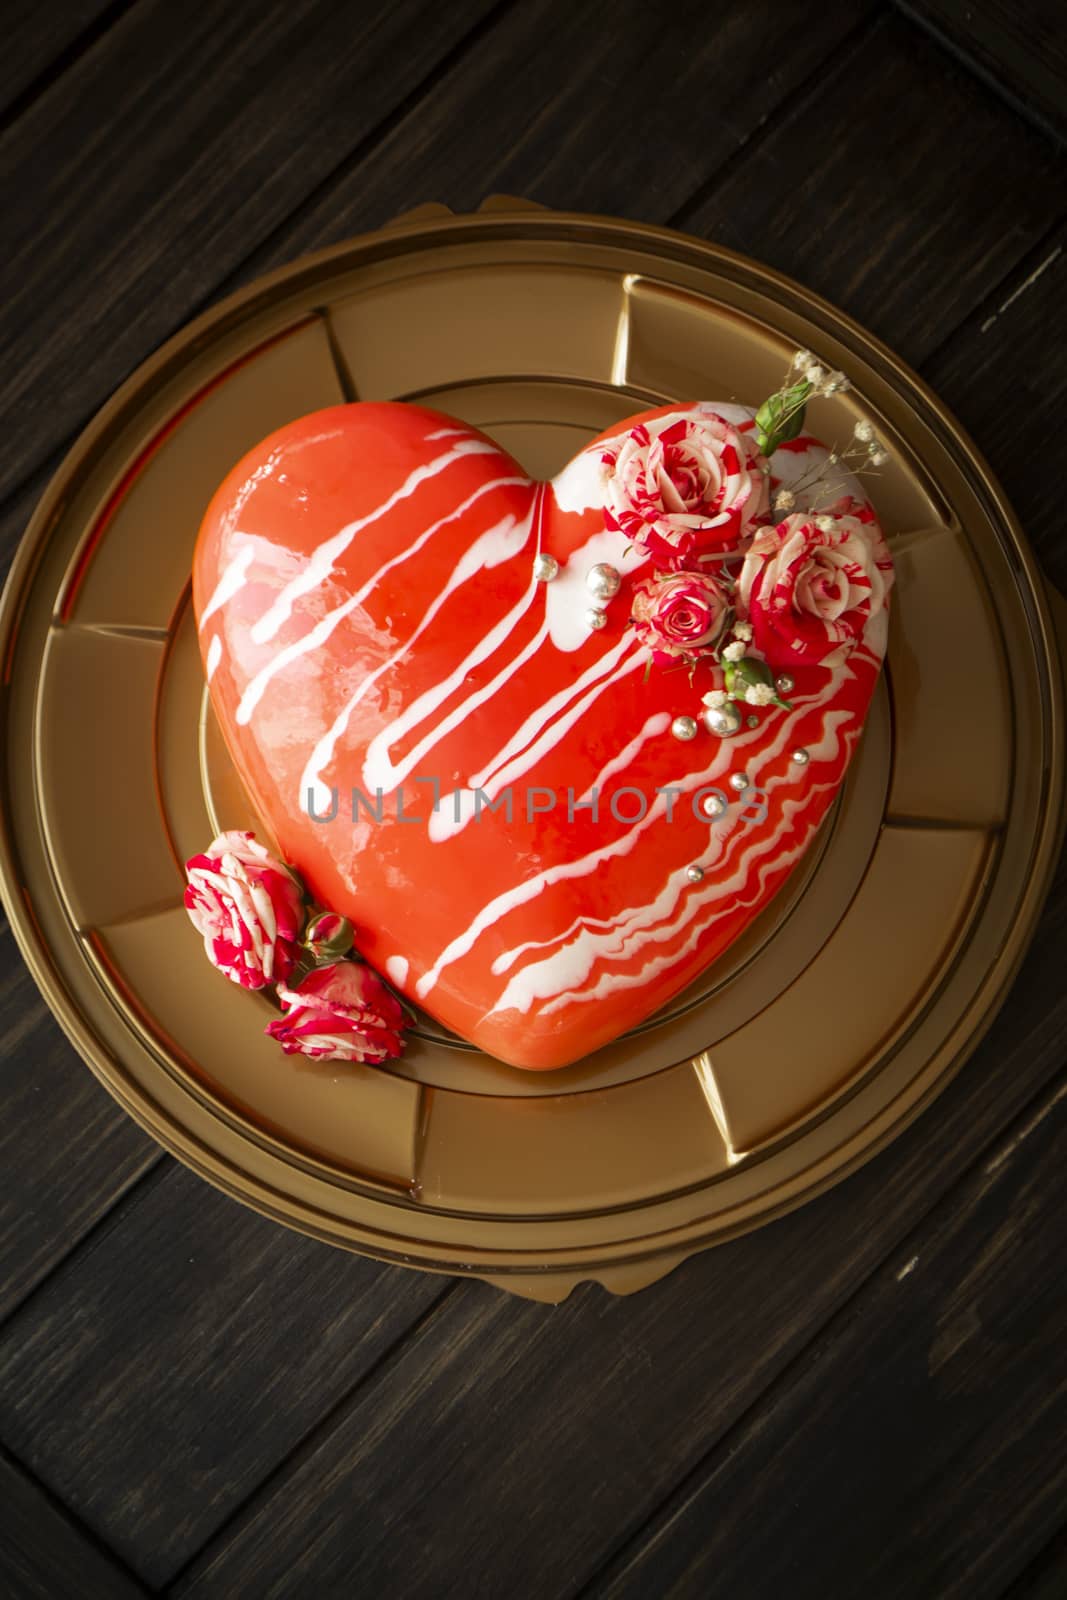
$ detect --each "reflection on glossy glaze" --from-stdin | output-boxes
[194,401,888,1069]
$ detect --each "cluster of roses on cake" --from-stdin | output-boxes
[184,832,410,1064]
[602,409,893,685]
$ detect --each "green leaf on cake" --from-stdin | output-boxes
[754,378,812,457]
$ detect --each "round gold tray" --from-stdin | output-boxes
[1,198,1063,1302]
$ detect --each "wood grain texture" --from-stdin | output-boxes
[680,11,1067,368]
[925,224,1067,589]
[0,1161,448,1587]
[0,0,503,512]
[173,851,1067,1600]
[0,0,124,123]
[0,934,160,1321]
[1003,1525,1067,1599]
[899,0,1067,140]
[235,0,879,269]
[594,1072,1067,1600]
[0,1446,148,1600]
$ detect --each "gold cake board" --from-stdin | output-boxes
[0,198,1063,1302]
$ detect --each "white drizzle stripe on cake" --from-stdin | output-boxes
[249,438,499,646]
[235,476,527,725]
[502,712,854,1017]
[492,678,858,1015]
[301,506,536,813]
[429,642,648,844]
[362,564,540,798]
[538,776,846,1017]
[477,647,648,797]
[420,619,552,842]
[576,711,672,805]
[198,544,256,631]
[205,635,222,682]
[470,633,635,792]
[486,710,676,977]
[415,648,856,1004]
[385,955,409,986]
[543,526,649,651]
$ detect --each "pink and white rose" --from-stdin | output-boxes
[266,961,408,1063]
[737,512,893,667]
[630,569,731,663]
[184,830,304,989]
[601,413,769,565]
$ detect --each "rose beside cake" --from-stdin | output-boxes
[187,357,893,1070]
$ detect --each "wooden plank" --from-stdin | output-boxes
[924,225,1067,591]
[0,1,123,123]
[1003,1526,1067,1600]
[898,0,1067,141]
[595,1073,1067,1600]
[238,0,879,269]
[0,937,161,1322]
[0,1161,449,1587]
[0,1445,148,1600]
[172,851,1067,1600]
[0,0,504,510]
[680,11,1067,368]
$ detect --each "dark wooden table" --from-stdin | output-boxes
[2,3,1066,1596]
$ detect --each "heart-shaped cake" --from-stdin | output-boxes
[193,386,893,1069]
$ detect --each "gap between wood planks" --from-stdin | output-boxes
[573,1062,1067,1600]
[161,1048,1067,1594]
[0,1437,152,1598]
[919,218,1066,370]
[0,0,142,142]
[160,1279,461,1592]
[666,9,881,233]
[0,0,521,538]
[892,0,1067,150]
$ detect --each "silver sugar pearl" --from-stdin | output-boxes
[776,673,795,694]
[729,772,749,793]
[702,794,727,819]
[702,701,742,738]
[533,553,559,582]
[585,606,608,631]
[685,864,705,883]
[791,747,810,766]
[671,715,699,742]
[586,562,621,600]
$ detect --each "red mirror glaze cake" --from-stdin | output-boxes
[190,374,893,1070]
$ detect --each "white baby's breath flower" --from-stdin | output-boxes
[773,488,795,511]
[792,350,814,372]
[815,515,836,532]
[853,419,875,443]
[702,689,728,709]
[805,364,825,387]
[745,683,776,706]
[733,621,753,642]
[869,448,890,466]
[722,640,747,663]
